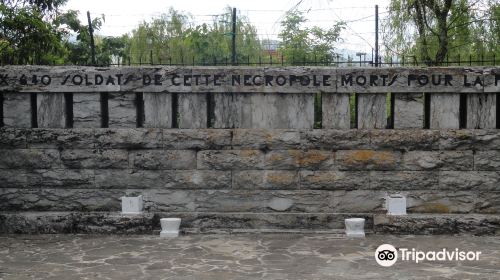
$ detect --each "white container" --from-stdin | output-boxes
[121,195,143,214]
[160,218,181,237]
[345,218,365,238]
[386,194,407,215]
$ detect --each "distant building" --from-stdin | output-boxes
[261,39,280,56]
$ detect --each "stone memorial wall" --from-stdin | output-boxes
[0,66,499,235]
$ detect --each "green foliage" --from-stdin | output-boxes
[0,1,67,64]
[126,7,262,65]
[278,10,345,64]
[0,0,125,65]
[383,0,500,65]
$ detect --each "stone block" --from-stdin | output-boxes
[26,169,95,188]
[299,171,367,190]
[264,150,334,170]
[402,151,473,170]
[95,169,230,189]
[369,171,438,190]
[26,128,95,149]
[130,150,196,169]
[474,151,500,170]
[405,191,476,214]
[300,130,371,150]
[232,170,299,189]
[162,129,231,150]
[95,128,162,149]
[175,212,373,233]
[336,150,402,171]
[0,188,123,211]
[330,190,386,213]
[471,130,500,150]
[369,130,440,151]
[197,150,264,170]
[231,129,302,150]
[439,130,475,150]
[476,192,500,213]
[0,149,60,169]
[0,169,28,188]
[0,212,156,234]
[0,128,27,148]
[374,214,500,235]
[145,190,333,213]
[60,149,128,169]
[438,171,500,191]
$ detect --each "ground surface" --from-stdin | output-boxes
[0,234,498,280]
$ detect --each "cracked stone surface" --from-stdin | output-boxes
[0,234,499,279]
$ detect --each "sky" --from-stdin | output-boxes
[64,0,390,57]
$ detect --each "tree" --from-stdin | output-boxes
[383,0,500,65]
[278,10,344,64]
[126,7,262,65]
[0,0,68,64]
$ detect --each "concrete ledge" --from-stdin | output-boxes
[0,212,156,234]
[166,212,374,233]
[374,214,500,235]
[0,212,374,234]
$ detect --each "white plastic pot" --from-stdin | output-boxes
[160,218,181,237]
[345,218,365,238]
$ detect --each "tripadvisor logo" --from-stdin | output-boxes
[375,244,482,267]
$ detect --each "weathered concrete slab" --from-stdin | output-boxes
[213,93,314,129]
[178,93,207,128]
[143,92,172,128]
[36,93,66,128]
[108,93,136,128]
[2,93,31,127]
[357,93,387,129]
[467,93,496,128]
[430,93,460,129]
[322,93,350,129]
[73,93,101,128]
[394,93,424,129]
[1,66,495,93]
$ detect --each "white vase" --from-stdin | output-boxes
[160,218,181,237]
[345,218,365,238]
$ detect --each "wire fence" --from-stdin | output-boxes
[28,52,497,67]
